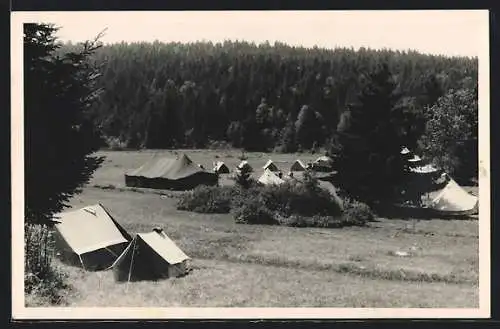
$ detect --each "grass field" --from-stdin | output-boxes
[44,149,479,308]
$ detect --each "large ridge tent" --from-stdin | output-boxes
[258,169,285,185]
[263,159,279,172]
[125,153,218,190]
[52,204,132,271]
[112,228,191,282]
[429,177,479,215]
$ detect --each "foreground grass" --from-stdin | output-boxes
[55,186,480,307]
[64,258,477,308]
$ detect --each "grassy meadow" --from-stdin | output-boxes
[41,149,479,308]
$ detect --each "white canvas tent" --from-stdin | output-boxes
[290,159,307,172]
[314,155,333,165]
[410,163,440,174]
[237,160,253,172]
[52,204,132,271]
[429,178,478,215]
[258,169,285,185]
[263,159,279,172]
[112,228,191,282]
[213,161,230,174]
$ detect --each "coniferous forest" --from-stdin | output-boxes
[60,40,478,156]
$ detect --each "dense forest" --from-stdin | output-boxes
[59,40,478,154]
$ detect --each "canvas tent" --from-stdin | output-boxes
[125,153,218,190]
[213,161,230,174]
[290,159,307,172]
[237,160,253,172]
[263,159,279,172]
[429,178,478,215]
[52,204,132,271]
[314,155,334,165]
[112,228,191,282]
[407,154,423,164]
[258,169,285,185]
[311,155,334,172]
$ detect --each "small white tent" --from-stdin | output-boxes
[258,169,285,185]
[410,163,440,174]
[314,155,333,165]
[430,178,478,215]
[290,159,307,172]
[237,160,253,172]
[213,161,230,174]
[263,159,279,172]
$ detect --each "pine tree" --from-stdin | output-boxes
[330,63,410,207]
[235,165,252,189]
[279,113,298,153]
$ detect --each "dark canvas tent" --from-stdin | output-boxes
[125,153,218,190]
[112,228,191,282]
[311,155,334,172]
[51,204,132,271]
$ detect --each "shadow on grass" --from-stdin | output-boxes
[209,254,476,285]
[375,204,477,221]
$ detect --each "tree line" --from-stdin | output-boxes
[59,40,477,152]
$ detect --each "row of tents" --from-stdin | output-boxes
[123,153,325,190]
[51,204,191,282]
[122,150,478,216]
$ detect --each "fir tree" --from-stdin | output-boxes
[24,23,105,224]
[330,63,410,207]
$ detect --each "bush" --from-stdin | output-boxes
[176,185,238,213]
[177,174,370,229]
[260,178,342,218]
[25,224,71,306]
[342,198,375,225]
[231,190,278,225]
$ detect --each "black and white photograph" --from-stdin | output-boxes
[11,10,490,319]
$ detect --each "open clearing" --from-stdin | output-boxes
[54,149,478,307]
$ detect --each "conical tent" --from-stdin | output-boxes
[429,178,478,215]
[213,161,230,174]
[112,229,191,282]
[125,153,218,190]
[263,159,279,172]
[290,159,307,171]
[52,204,132,271]
[258,169,285,185]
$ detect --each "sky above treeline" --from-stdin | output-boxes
[21,10,488,58]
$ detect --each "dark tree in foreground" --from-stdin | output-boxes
[329,64,410,207]
[24,23,105,224]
